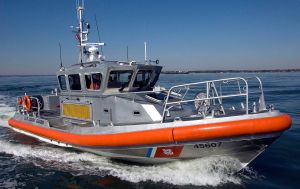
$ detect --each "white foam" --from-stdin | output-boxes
[0,103,15,127]
[0,139,250,186]
[0,95,16,127]
[104,157,243,186]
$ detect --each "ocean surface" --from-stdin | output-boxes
[0,72,299,189]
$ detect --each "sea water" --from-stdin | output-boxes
[0,73,299,189]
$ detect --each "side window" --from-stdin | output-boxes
[58,75,67,90]
[68,74,81,90]
[133,70,152,88]
[92,73,102,90]
[85,73,102,90]
[149,70,160,88]
[107,70,133,89]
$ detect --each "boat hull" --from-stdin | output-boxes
[75,134,279,165]
[10,126,279,165]
[8,112,291,165]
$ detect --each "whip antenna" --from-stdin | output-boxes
[94,14,103,55]
[59,42,63,68]
[144,42,148,64]
[126,46,129,62]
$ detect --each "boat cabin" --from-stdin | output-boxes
[54,61,163,126]
[56,61,162,95]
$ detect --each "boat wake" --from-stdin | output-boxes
[0,96,15,127]
[0,138,259,186]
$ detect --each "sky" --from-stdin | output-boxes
[0,0,300,75]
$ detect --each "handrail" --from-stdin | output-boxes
[244,76,264,96]
[165,93,248,105]
[161,77,252,122]
[16,96,41,117]
[30,96,41,117]
[244,76,266,111]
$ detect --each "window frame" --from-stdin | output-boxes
[107,70,133,89]
[132,70,153,88]
[58,75,67,91]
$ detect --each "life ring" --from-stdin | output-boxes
[17,97,23,105]
[23,96,32,111]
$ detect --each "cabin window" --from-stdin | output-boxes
[107,70,133,89]
[133,70,153,88]
[85,73,102,90]
[68,74,81,90]
[149,70,160,88]
[58,75,67,90]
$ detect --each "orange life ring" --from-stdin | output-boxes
[23,96,32,111]
[17,97,23,105]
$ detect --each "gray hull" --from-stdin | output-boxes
[10,111,290,166]
[75,134,279,165]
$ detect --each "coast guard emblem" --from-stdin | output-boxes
[154,146,183,158]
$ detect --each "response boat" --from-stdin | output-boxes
[8,2,292,166]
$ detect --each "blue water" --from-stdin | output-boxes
[0,72,299,189]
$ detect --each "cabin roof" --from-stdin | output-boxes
[57,60,161,73]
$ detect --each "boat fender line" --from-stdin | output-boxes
[172,114,292,143]
[7,114,291,147]
[7,118,175,147]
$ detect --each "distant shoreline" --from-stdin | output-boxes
[1,69,300,76]
[161,69,300,74]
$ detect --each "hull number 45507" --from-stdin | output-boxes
[194,142,222,149]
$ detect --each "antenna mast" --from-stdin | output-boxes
[59,43,63,68]
[73,0,105,64]
[126,46,129,62]
[77,1,84,66]
[144,42,148,64]
[94,15,103,55]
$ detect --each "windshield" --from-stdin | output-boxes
[107,70,133,89]
[133,70,153,88]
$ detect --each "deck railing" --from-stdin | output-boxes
[16,96,42,117]
[161,77,266,122]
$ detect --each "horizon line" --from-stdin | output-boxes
[1,68,300,76]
